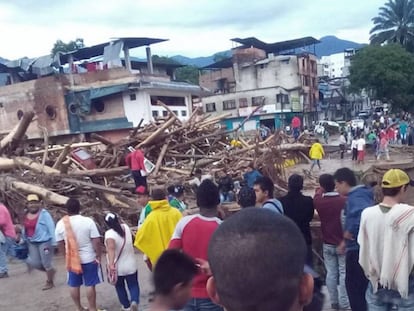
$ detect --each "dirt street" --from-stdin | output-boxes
[0,253,153,311]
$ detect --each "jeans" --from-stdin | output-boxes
[183,298,223,311]
[115,271,140,309]
[346,249,368,311]
[219,191,234,203]
[310,159,321,170]
[323,244,349,308]
[0,237,16,273]
[366,281,414,311]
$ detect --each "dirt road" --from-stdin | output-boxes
[0,254,152,311]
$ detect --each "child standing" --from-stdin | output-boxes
[148,249,198,311]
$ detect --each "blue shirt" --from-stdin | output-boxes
[244,170,263,188]
[263,199,284,214]
[25,209,56,246]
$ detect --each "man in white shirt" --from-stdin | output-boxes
[356,135,366,165]
[55,198,102,311]
[358,169,414,309]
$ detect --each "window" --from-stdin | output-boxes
[92,100,105,113]
[222,100,236,110]
[252,96,264,106]
[129,93,137,101]
[181,110,187,117]
[173,110,178,115]
[239,98,248,108]
[205,103,216,112]
[45,105,57,119]
[276,93,289,104]
[152,111,159,117]
[17,110,24,120]
[162,110,168,117]
[302,76,309,86]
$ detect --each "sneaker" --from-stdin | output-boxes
[120,307,130,311]
[130,301,138,311]
[0,272,8,278]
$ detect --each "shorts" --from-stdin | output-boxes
[357,150,365,160]
[67,261,101,287]
[27,240,54,271]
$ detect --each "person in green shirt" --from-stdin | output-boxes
[167,185,187,212]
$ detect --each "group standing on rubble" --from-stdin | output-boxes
[2,146,414,311]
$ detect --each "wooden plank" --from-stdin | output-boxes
[68,166,129,177]
[61,177,122,195]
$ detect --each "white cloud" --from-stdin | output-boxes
[0,0,386,59]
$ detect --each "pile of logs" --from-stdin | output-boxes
[0,104,313,229]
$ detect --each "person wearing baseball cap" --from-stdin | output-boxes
[358,169,414,309]
[23,194,56,290]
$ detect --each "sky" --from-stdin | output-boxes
[0,0,387,60]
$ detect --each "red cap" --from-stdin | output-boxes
[136,186,149,195]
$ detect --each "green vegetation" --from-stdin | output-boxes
[51,38,85,56]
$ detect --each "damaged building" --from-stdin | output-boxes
[0,37,206,143]
[199,37,320,131]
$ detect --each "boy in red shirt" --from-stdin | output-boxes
[169,180,223,311]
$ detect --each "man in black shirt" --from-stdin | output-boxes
[280,174,315,267]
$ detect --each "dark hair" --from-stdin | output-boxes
[333,168,357,187]
[65,198,80,215]
[382,185,406,197]
[196,180,220,209]
[151,187,166,200]
[153,249,198,296]
[238,186,256,208]
[288,174,303,192]
[194,168,202,175]
[208,208,306,311]
[318,174,335,192]
[104,213,125,238]
[254,176,274,199]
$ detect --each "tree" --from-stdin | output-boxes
[349,44,414,110]
[175,66,199,85]
[152,55,180,65]
[370,0,414,48]
[51,38,85,56]
[213,51,230,63]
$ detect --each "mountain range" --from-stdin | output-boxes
[0,36,365,68]
[171,36,366,67]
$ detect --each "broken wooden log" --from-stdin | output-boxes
[26,142,102,155]
[69,166,129,177]
[153,142,170,175]
[14,157,60,174]
[0,158,16,171]
[60,177,122,195]
[52,145,71,171]
[137,117,176,148]
[10,179,69,205]
[0,111,35,154]
[91,133,113,146]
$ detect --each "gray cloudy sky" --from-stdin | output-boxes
[0,0,386,60]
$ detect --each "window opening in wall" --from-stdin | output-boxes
[150,95,185,106]
[92,99,105,113]
[252,96,265,106]
[181,110,187,117]
[162,110,168,117]
[173,110,178,115]
[0,103,3,108]
[239,98,248,108]
[276,94,289,104]
[152,110,159,117]
[17,110,24,120]
[45,105,57,120]
[205,103,216,112]
[129,93,137,101]
[222,99,236,110]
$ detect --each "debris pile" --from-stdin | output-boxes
[0,105,313,229]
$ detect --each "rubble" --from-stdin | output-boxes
[0,106,314,230]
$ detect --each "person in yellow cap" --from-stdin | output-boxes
[23,194,56,290]
[358,169,414,310]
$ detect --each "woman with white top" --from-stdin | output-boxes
[104,213,139,311]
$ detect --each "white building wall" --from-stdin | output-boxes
[122,91,152,126]
[320,53,345,78]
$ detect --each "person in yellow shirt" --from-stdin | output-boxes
[134,187,182,271]
[309,139,325,171]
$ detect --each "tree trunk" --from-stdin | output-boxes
[0,111,35,154]
[11,180,68,205]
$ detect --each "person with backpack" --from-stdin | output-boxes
[253,176,283,214]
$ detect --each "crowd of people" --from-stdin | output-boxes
[1,154,414,311]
